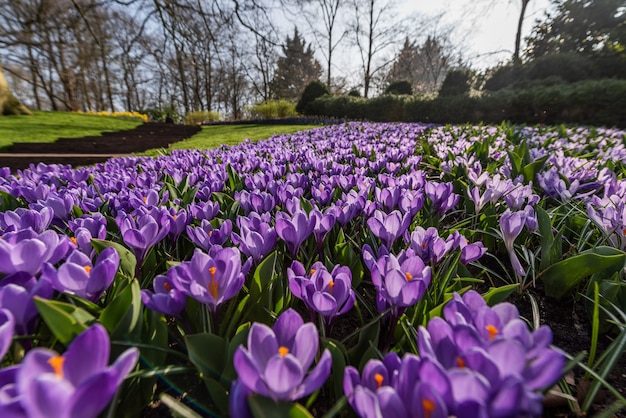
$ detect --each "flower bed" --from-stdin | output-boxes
[0,122,624,417]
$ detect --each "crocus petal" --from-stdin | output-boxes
[263,355,303,400]
[293,349,332,399]
[64,324,110,386]
[233,348,270,398]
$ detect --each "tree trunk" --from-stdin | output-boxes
[514,0,531,64]
[0,65,31,116]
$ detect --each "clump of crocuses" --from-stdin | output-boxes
[343,291,566,418]
[232,308,331,411]
[0,323,138,418]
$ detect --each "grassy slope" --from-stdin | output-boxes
[0,111,143,149]
[141,124,321,156]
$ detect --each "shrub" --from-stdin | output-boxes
[297,80,330,114]
[183,111,221,125]
[525,53,598,83]
[439,69,473,97]
[347,89,361,97]
[384,80,412,95]
[246,100,298,119]
[483,64,520,91]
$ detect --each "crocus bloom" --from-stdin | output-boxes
[0,207,53,234]
[117,209,171,264]
[367,210,411,249]
[141,271,187,317]
[43,247,120,302]
[0,272,54,335]
[499,210,527,277]
[231,214,277,263]
[0,230,69,276]
[288,261,355,326]
[425,181,459,216]
[233,309,331,402]
[178,247,245,312]
[0,309,14,360]
[186,219,232,253]
[1,323,138,418]
[275,209,315,257]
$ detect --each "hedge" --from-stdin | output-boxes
[304,79,626,127]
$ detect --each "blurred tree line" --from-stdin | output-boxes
[0,0,623,119]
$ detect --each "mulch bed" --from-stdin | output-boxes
[0,122,201,170]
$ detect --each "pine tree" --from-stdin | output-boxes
[271,29,323,101]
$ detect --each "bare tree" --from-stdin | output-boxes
[350,0,405,97]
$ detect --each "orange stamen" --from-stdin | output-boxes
[142,196,147,203]
[486,324,499,340]
[48,355,65,378]
[405,272,413,281]
[278,346,289,358]
[422,398,436,418]
[328,280,335,294]
[163,281,172,292]
[70,237,77,246]
[83,265,91,274]
[456,356,466,368]
[422,241,427,250]
[310,269,316,275]
[374,373,384,388]
[208,267,218,299]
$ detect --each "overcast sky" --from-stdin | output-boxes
[396,0,554,68]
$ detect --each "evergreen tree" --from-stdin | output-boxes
[0,64,30,116]
[271,29,323,100]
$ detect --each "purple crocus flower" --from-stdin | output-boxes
[0,207,54,234]
[0,230,69,276]
[275,209,315,257]
[117,209,171,264]
[287,261,355,327]
[409,227,453,265]
[42,247,120,302]
[167,208,190,243]
[233,308,331,402]
[177,247,245,312]
[311,209,336,252]
[0,272,54,335]
[499,210,527,277]
[367,210,412,249]
[188,200,220,222]
[425,181,459,216]
[68,213,108,256]
[141,271,187,317]
[186,219,232,253]
[366,251,431,318]
[1,323,138,418]
[231,214,277,263]
[0,309,14,360]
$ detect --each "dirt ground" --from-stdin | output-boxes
[0,122,201,170]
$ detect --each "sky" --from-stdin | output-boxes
[396,0,555,69]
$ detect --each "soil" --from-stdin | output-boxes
[0,122,201,170]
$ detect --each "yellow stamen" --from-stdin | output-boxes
[310,269,316,275]
[279,346,289,358]
[486,324,499,340]
[142,196,147,203]
[163,281,172,292]
[405,272,413,281]
[173,215,178,220]
[208,230,213,237]
[83,265,91,274]
[456,356,465,369]
[422,398,436,418]
[48,355,65,378]
[208,267,218,299]
[374,373,384,388]
[70,237,77,246]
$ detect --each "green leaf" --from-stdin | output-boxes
[542,246,626,300]
[481,284,520,305]
[91,238,137,278]
[34,297,95,345]
[536,206,555,271]
[185,333,228,381]
[100,279,142,337]
[521,155,548,184]
[322,338,348,399]
[249,251,277,304]
[248,396,313,418]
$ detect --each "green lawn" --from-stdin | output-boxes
[141,123,321,156]
[0,111,143,150]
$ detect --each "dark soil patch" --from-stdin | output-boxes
[0,122,200,170]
